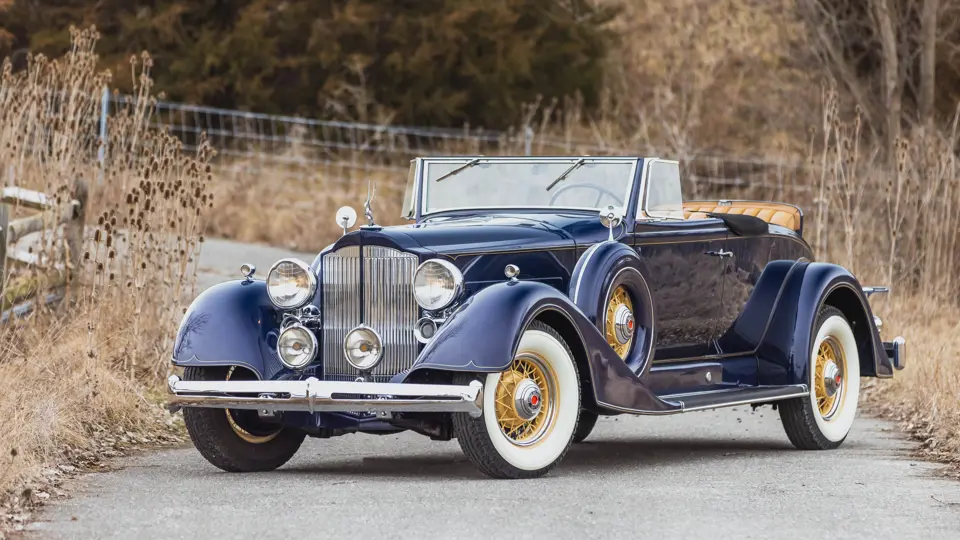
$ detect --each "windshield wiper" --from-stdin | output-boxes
[545,158,586,191]
[434,158,481,182]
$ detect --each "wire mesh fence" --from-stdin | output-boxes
[99,90,816,202]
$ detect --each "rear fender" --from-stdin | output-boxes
[172,280,285,379]
[756,262,891,386]
[406,279,679,414]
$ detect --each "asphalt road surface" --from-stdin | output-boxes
[27,239,960,539]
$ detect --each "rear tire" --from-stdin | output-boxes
[182,366,305,472]
[779,306,860,450]
[573,410,599,443]
[453,322,580,479]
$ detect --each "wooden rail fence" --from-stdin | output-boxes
[0,181,87,322]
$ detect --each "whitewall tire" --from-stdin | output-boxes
[779,306,860,450]
[453,321,581,479]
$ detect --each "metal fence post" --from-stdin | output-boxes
[97,86,109,184]
[0,202,8,285]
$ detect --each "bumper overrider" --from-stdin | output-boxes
[167,376,484,418]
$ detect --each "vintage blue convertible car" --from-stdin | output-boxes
[168,156,906,479]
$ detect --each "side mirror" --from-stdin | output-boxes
[336,206,357,235]
[599,206,623,241]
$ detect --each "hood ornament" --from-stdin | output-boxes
[363,178,377,227]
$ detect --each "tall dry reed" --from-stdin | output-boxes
[0,27,210,503]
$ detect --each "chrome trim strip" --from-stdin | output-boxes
[168,376,483,417]
[418,157,640,218]
[678,388,809,412]
[571,241,608,304]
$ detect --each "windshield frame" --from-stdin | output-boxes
[411,156,642,220]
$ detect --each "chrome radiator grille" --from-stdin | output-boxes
[321,245,420,382]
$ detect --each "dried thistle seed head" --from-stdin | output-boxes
[108,250,115,259]
[94,229,102,243]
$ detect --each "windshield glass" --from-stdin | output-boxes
[413,158,638,215]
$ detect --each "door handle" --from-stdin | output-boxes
[705,249,733,258]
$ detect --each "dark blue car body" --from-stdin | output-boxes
[173,156,899,436]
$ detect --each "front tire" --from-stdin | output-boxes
[182,366,306,472]
[779,306,860,450]
[453,321,580,479]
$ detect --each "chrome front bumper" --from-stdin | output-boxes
[167,376,484,417]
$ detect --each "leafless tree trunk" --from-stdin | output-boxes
[918,0,940,131]
[873,0,902,159]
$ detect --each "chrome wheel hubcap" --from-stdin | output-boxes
[822,360,842,397]
[513,379,543,421]
[614,304,635,345]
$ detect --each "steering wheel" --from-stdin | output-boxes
[548,183,624,207]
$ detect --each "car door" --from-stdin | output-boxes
[633,159,726,361]
[634,221,726,360]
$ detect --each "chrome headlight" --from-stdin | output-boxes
[266,258,317,309]
[343,325,384,370]
[413,259,463,311]
[277,325,318,369]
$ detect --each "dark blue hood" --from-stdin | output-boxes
[313,211,614,265]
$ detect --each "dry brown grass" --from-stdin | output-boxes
[0,27,207,521]
[867,297,960,469]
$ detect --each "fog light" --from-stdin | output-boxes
[277,325,317,369]
[343,325,383,370]
[414,317,438,344]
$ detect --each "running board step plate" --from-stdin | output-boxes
[662,385,809,412]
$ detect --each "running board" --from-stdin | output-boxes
[661,385,809,412]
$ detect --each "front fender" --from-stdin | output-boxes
[757,262,891,386]
[406,280,679,414]
[172,280,284,379]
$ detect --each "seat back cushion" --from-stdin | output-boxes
[682,201,802,233]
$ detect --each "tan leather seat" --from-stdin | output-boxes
[682,201,802,233]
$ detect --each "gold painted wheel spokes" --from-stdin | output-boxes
[605,285,634,359]
[225,367,281,444]
[494,354,557,446]
[814,338,844,420]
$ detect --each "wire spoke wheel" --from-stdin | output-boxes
[605,285,634,359]
[494,353,557,446]
[452,321,581,479]
[813,338,844,420]
[778,306,860,450]
[224,366,281,445]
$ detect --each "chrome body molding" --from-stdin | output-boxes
[167,375,483,417]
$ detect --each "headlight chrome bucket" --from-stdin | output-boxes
[266,258,317,309]
[413,259,463,311]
